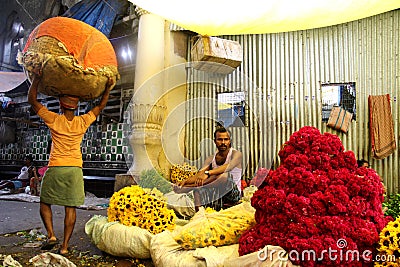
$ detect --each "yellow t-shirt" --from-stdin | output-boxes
[37,106,96,167]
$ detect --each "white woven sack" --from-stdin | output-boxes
[164,191,196,218]
[150,230,206,267]
[224,245,299,267]
[150,230,237,267]
[85,215,153,259]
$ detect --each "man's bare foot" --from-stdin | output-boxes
[58,247,71,256]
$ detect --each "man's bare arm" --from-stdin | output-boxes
[28,75,44,113]
[198,156,213,172]
[91,77,116,117]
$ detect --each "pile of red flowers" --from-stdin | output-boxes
[239,126,391,266]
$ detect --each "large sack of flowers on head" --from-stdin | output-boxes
[18,17,119,100]
[239,126,392,266]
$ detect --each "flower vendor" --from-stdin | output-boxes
[173,127,242,211]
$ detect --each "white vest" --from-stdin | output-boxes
[211,147,242,192]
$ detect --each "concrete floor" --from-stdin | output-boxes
[0,199,108,256]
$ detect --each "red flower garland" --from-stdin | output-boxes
[239,126,391,266]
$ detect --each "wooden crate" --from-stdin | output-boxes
[191,36,242,74]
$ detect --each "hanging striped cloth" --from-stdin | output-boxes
[368,94,396,159]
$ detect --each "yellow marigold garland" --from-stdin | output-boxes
[375,218,400,266]
[107,185,176,234]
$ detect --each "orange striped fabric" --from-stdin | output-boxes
[368,94,396,159]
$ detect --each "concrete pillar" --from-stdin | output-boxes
[128,8,166,178]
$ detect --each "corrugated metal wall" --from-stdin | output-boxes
[185,10,400,194]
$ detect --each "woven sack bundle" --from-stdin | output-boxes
[19,17,119,100]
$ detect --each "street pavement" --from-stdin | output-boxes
[0,199,108,256]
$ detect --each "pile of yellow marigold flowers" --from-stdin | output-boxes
[170,163,197,184]
[107,185,176,234]
[375,217,400,266]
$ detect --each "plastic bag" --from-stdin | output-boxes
[172,202,255,249]
[3,255,22,267]
[165,191,196,218]
[29,252,76,267]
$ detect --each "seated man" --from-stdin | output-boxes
[174,127,242,211]
[0,155,34,192]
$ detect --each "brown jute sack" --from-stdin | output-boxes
[326,106,353,133]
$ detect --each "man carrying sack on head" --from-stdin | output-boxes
[28,73,115,255]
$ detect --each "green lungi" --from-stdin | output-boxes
[40,166,84,207]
